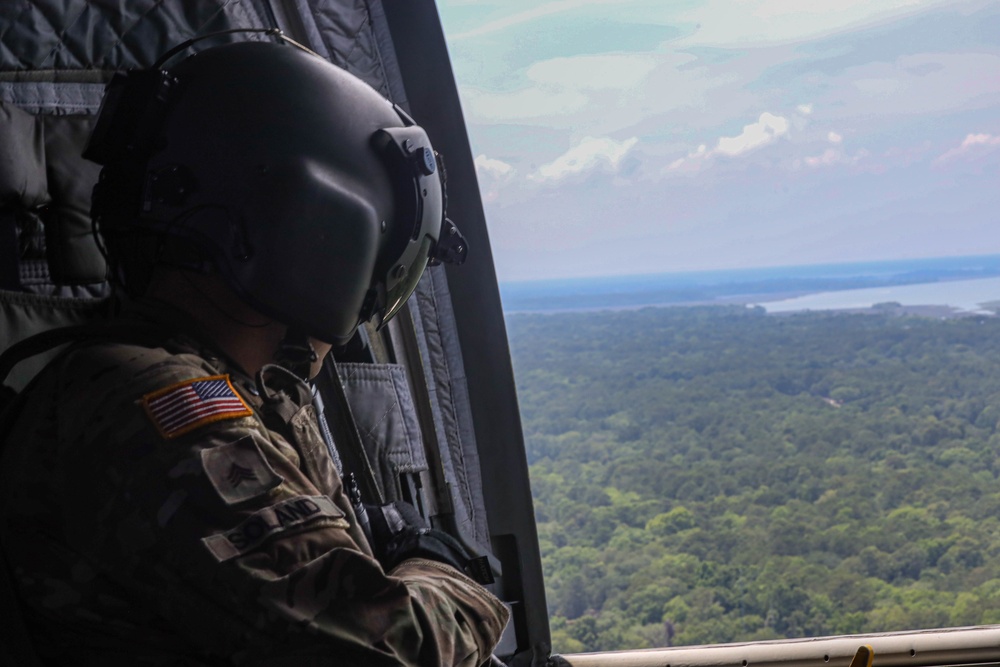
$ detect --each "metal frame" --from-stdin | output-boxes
[560,626,1000,667]
[379,0,552,659]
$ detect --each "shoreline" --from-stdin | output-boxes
[503,276,1000,318]
[504,297,996,319]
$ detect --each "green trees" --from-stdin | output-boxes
[508,307,1000,652]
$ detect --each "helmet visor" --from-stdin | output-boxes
[380,236,434,326]
[371,124,445,329]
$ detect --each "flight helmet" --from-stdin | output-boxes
[86,40,464,344]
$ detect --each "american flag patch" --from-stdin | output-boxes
[141,375,253,439]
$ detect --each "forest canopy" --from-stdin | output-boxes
[506,306,1000,653]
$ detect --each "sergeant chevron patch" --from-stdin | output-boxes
[201,435,283,505]
[141,375,253,439]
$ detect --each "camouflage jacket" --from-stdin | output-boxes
[1,303,508,666]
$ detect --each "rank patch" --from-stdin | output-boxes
[201,435,283,505]
[142,375,252,439]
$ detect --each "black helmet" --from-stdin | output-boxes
[87,40,461,344]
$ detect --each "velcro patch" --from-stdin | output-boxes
[201,436,283,506]
[141,375,252,439]
[201,495,345,562]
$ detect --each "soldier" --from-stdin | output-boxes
[0,41,508,665]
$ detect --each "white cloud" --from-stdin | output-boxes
[715,112,790,156]
[961,133,1000,148]
[797,103,814,115]
[665,144,711,174]
[664,111,791,174]
[936,133,1000,163]
[828,131,843,144]
[795,147,870,170]
[804,148,842,168]
[475,155,515,179]
[475,155,516,202]
[531,136,639,182]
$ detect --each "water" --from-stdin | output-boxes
[500,255,1000,314]
[756,276,1000,314]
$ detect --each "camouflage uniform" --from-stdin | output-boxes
[1,301,509,666]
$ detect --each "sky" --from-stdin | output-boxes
[434,0,1000,282]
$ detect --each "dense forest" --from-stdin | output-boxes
[505,306,1000,653]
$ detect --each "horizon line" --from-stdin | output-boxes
[497,253,1000,287]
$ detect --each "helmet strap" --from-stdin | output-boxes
[274,327,318,380]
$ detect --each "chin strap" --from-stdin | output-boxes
[274,329,386,509]
[273,327,317,380]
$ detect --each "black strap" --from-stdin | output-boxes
[0,324,94,386]
[316,357,385,505]
[0,321,162,387]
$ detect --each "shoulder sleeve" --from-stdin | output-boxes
[55,343,509,666]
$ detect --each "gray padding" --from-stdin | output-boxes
[0,2,387,95]
[304,0,392,97]
[337,362,428,499]
[0,103,105,288]
[366,0,409,106]
[411,266,491,545]
[0,101,47,209]
[0,2,272,70]
[40,114,102,284]
[0,81,106,114]
[0,290,108,391]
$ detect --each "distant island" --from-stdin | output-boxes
[500,255,1000,314]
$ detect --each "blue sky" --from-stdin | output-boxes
[435,0,1000,281]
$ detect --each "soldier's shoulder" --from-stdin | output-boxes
[35,336,259,446]
[62,337,218,387]
[50,337,226,420]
